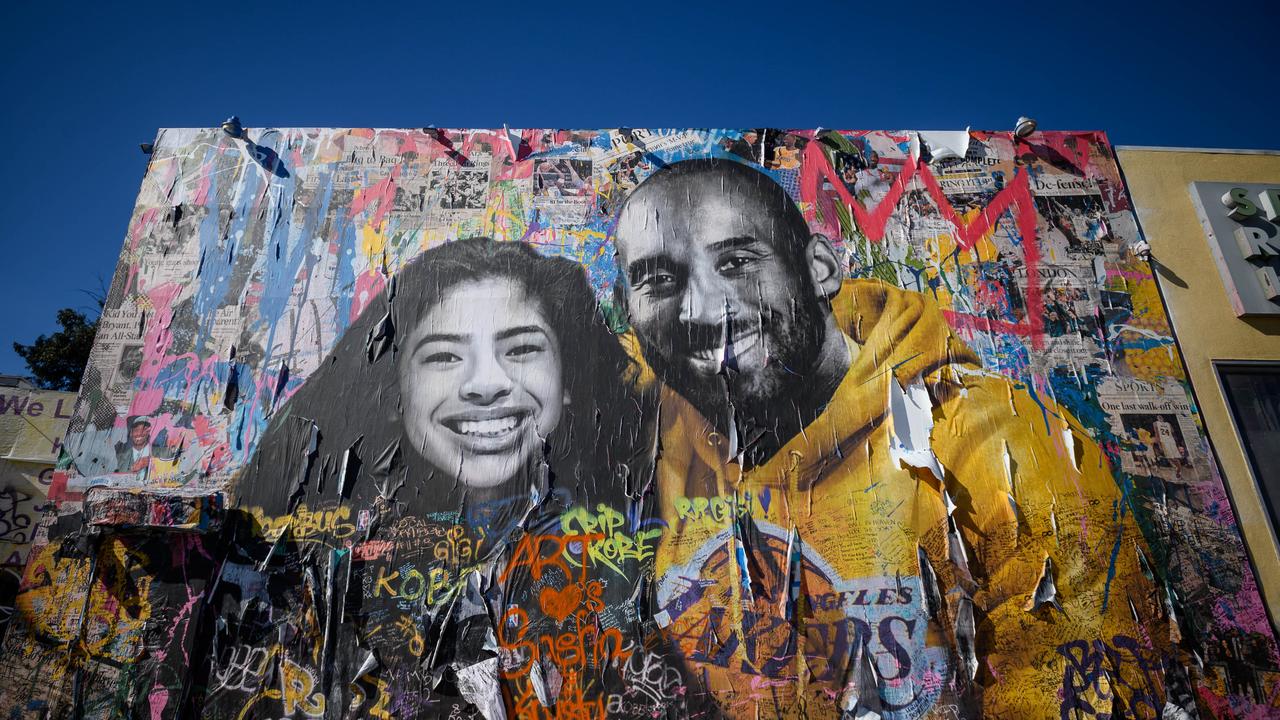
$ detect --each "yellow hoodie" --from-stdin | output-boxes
[641,279,1172,719]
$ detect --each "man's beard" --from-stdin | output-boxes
[642,293,827,444]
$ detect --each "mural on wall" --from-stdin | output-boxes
[0,127,1276,719]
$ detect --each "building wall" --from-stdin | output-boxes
[1118,147,1280,621]
[2,130,1276,719]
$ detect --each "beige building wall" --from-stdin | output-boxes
[1117,147,1280,620]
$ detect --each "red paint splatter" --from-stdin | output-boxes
[349,164,401,231]
[800,141,1044,348]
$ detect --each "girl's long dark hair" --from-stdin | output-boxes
[234,238,652,519]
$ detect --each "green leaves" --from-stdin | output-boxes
[12,308,98,391]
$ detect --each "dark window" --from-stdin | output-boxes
[1218,363,1280,540]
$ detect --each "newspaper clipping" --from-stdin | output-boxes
[426,153,493,226]
[1033,174,1114,257]
[532,157,594,225]
[1097,376,1205,478]
[1025,263,1106,370]
[88,301,146,410]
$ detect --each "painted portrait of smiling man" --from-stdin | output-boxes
[616,160,849,462]
[613,159,1174,718]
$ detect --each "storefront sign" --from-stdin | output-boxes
[1190,181,1280,316]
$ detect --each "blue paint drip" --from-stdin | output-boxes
[1102,528,1123,613]
[250,141,307,333]
[193,146,230,327]
[1119,338,1175,352]
[1017,380,1060,438]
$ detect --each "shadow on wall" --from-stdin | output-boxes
[1153,258,1280,336]
[1243,318,1280,337]
[1153,260,1188,289]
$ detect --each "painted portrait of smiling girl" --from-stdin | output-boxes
[217,238,660,716]
[234,237,651,528]
[394,240,637,503]
[399,276,566,496]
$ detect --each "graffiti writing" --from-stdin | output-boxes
[560,504,661,577]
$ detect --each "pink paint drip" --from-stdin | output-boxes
[122,207,163,295]
[147,689,169,720]
[349,164,401,231]
[351,270,387,323]
[192,147,219,206]
[1105,267,1150,282]
[126,282,184,418]
[145,544,209,720]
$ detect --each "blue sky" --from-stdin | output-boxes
[2,0,1276,377]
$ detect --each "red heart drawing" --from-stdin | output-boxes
[539,584,583,623]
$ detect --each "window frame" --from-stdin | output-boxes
[1215,360,1280,545]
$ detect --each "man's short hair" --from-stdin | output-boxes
[621,158,813,260]
[128,416,151,429]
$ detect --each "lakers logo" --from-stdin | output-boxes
[656,522,950,718]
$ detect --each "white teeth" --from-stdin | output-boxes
[690,332,759,363]
[456,416,520,437]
